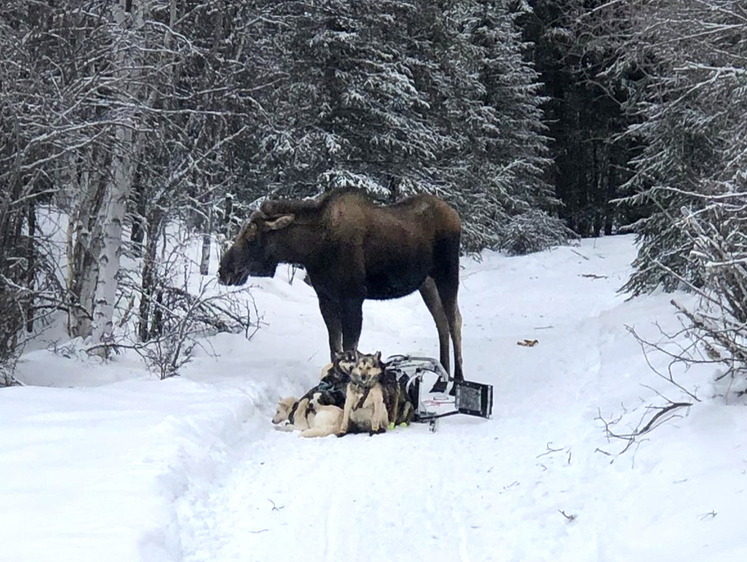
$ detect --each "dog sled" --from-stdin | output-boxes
[385,355,493,432]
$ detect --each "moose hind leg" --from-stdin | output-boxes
[434,238,464,383]
[436,278,463,383]
[419,277,451,374]
[447,298,464,382]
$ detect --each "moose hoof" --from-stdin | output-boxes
[430,379,448,393]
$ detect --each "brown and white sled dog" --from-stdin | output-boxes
[338,350,389,436]
[271,394,343,438]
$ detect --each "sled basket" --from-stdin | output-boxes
[384,355,493,422]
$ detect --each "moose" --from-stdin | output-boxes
[218,189,464,384]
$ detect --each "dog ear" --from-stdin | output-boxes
[264,214,295,231]
[374,350,381,363]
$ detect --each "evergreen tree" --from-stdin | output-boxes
[449,0,571,253]
[251,0,569,253]
[252,0,445,199]
[521,0,639,237]
[617,0,747,297]
[612,0,747,380]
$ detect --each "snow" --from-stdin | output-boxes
[3,234,746,562]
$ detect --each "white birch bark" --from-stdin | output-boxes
[90,1,144,346]
[200,202,212,276]
[91,129,132,344]
[66,148,106,339]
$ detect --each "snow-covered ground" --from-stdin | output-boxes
[2,235,746,562]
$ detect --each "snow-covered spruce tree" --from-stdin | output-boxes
[445,0,571,254]
[521,0,639,237]
[246,0,569,254]
[252,0,446,201]
[618,0,747,295]
[617,1,747,380]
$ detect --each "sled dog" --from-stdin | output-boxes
[380,368,415,427]
[270,350,357,438]
[271,394,343,438]
[338,350,390,436]
[310,349,356,408]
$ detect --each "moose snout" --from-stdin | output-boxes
[217,248,248,285]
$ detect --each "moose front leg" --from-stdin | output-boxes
[318,296,343,360]
[340,298,364,352]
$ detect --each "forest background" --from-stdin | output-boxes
[1,0,745,386]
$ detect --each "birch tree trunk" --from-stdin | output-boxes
[200,202,212,276]
[91,130,133,345]
[90,0,143,347]
[67,148,107,339]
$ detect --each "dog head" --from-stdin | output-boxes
[333,349,359,376]
[272,396,297,424]
[350,350,384,388]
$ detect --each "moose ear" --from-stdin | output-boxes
[238,220,258,241]
[264,214,295,231]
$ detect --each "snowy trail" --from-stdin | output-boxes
[176,238,648,562]
[6,236,746,562]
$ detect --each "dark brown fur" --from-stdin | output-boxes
[218,190,464,381]
[380,369,415,426]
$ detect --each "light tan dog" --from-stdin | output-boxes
[272,393,343,438]
[338,351,389,436]
[272,396,307,427]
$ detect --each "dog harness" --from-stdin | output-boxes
[352,384,372,410]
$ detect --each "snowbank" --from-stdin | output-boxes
[0,375,267,562]
[2,235,746,562]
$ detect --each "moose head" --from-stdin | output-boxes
[218,210,295,285]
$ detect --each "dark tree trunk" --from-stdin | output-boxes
[138,209,163,341]
[129,175,146,257]
[25,200,36,333]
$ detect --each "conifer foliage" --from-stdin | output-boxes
[0,0,569,376]
[251,0,566,253]
[615,0,747,379]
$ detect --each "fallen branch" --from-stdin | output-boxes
[559,510,577,522]
[597,401,692,456]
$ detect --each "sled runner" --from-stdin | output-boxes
[384,355,493,432]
